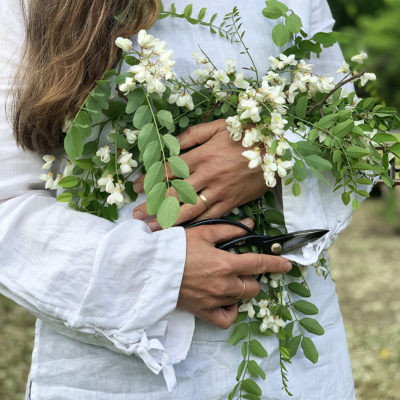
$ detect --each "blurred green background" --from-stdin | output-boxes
[1,1,400,399]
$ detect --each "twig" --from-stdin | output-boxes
[306,71,366,116]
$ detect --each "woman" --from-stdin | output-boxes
[0,0,356,399]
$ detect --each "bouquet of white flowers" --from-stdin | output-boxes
[41,1,400,398]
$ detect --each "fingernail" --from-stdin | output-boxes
[149,221,161,231]
[133,211,144,220]
[241,218,253,227]
[133,183,143,192]
[284,261,292,272]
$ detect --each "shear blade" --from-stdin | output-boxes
[279,229,329,254]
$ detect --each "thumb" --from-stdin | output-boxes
[206,304,238,329]
[177,119,228,150]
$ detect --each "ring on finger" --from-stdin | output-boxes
[199,193,211,209]
[235,276,246,300]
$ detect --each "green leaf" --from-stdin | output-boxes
[157,110,175,130]
[183,4,193,18]
[262,5,284,19]
[341,192,351,206]
[272,23,290,47]
[58,176,79,188]
[301,337,319,363]
[143,141,161,170]
[163,134,180,156]
[73,111,92,138]
[249,339,268,358]
[146,182,167,215]
[171,180,197,204]
[144,161,165,193]
[247,360,266,380]
[236,360,246,381]
[198,7,206,20]
[241,379,262,396]
[288,335,302,357]
[292,182,301,196]
[294,300,319,315]
[230,323,248,345]
[126,88,146,114]
[299,318,325,335]
[352,198,361,211]
[75,159,94,170]
[264,209,285,226]
[372,132,399,144]
[312,32,337,47]
[157,196,180,228]
[287,282,311,297]
[169,156,189,178]
[293,159,308,181]
[294,141,321,157]
[356,177,373,185]
[305,155,332,172]
[64,132,84,162]
[279,345,291,360]
[332,120,354,138]
[56,192,73,202]
[179,116,190,128]
[124,181,138,202]
[107,131,129,148]
[133,105,152,129]
[285,13,302,33]
[138,123,157,152]
[347,145,369,158]
[390,142,400,158]
[295,96,308,119]
[241,342,247,358]
[317,114,338,129]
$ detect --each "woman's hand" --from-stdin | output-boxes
[132,119,267,230]
[181,218,292,329]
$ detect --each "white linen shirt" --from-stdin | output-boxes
[0,0,357,399]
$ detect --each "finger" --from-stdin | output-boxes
[202,304,238,329]
[198,217,255,243]
[231,276,260,300]
[177,119,228,150]
[191,202,234,223]
[229,253,292,276]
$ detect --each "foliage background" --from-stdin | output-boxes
[0,1,399,399]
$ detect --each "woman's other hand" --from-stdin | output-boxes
[181,218,292,329]
[132,119,267,231]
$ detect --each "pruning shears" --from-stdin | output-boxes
[185,218,329,279]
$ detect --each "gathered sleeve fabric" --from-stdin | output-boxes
[0,1,188,389]
[282,0,364,265]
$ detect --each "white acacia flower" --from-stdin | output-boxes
[52,173,62,190]
[270,112,288,136]
[263,170,277,188]
[193,68,212,83]
[97,174,115,194]
[351,51,368,64]
[336,61,350,74]
[263,85,287,106]
[129,63,152,84]
[360,72,376,87]
[234,72,250,90]
[276,138,290,156]
[40,172,55,189]
[176,93,194,110]
[124,129,139,144]
[277,159,294,178]
[115,37,133,52]
[226,58,237,74]
[242,148,262,169]
[96,146,111,163]
[107,188,124,208]
[138,30,157,49]
[118,149,138,174]
[62,116,73,133]
[191,51,207,65]
[239,98,261,122]
[213,69,230,84]
[119,77,136,95]
[242,128,263,148]
[42,155,56,170]
[297,60,314,73]
[147,77,166,96]
[226,115,243,141]
[63,161,73,177]
[238,300,256,318]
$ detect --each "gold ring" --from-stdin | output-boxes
[235,277,246,300]
[199,193,211,209]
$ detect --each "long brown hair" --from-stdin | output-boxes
[13,0,160,154]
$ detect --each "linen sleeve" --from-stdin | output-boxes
[281,0,366,265]
[0,1,188,385]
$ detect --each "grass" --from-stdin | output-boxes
[0,191,399,399]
